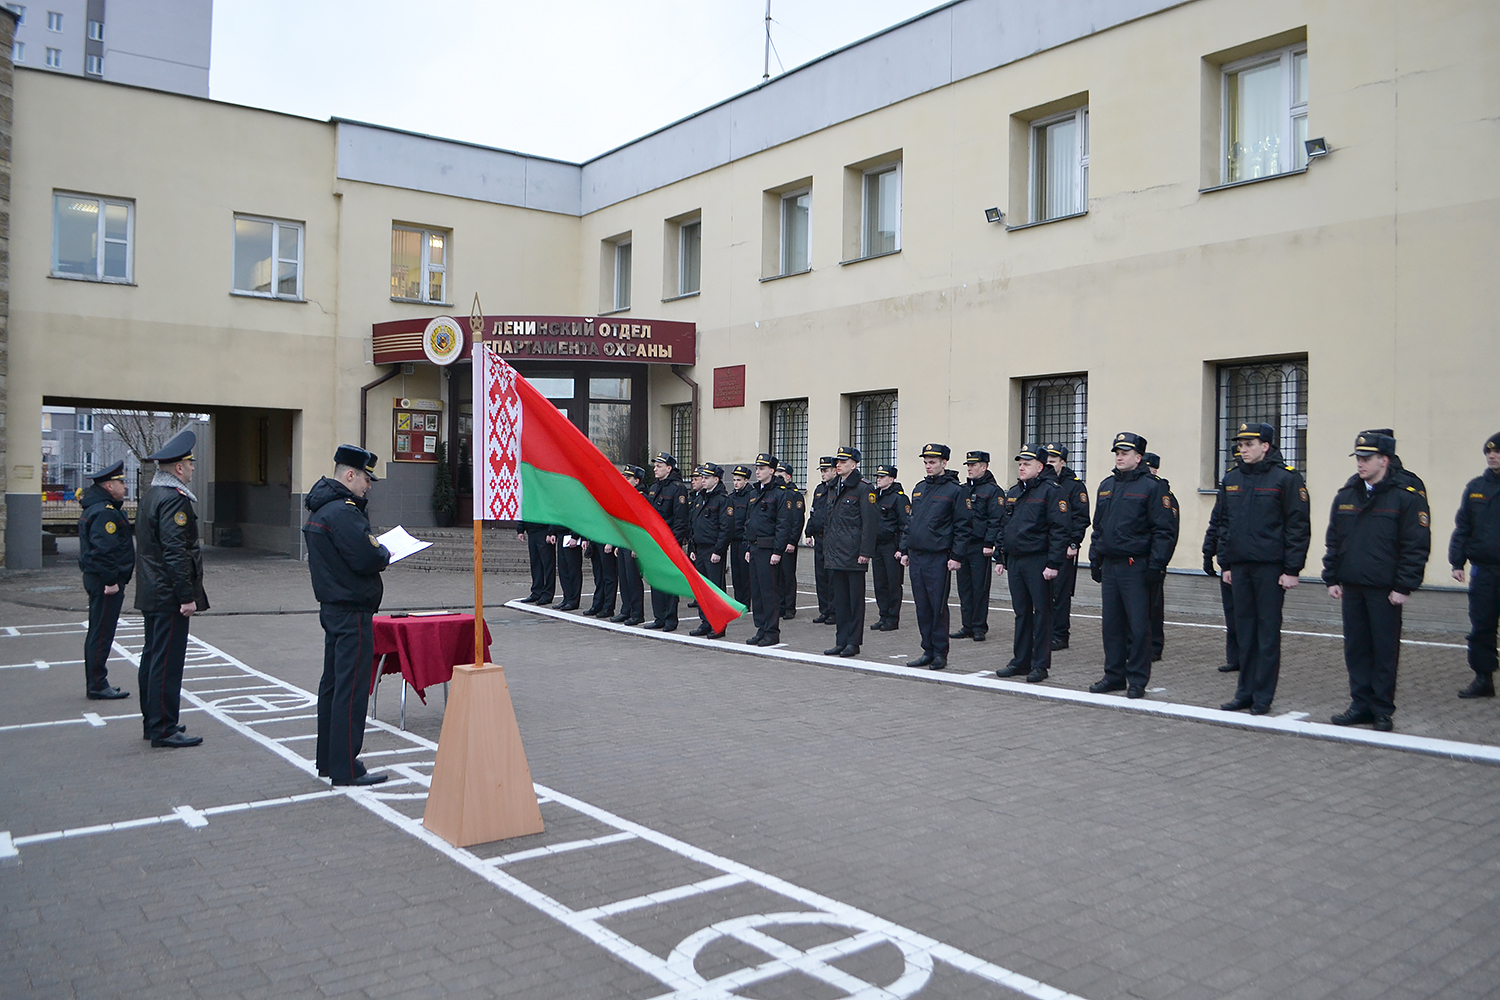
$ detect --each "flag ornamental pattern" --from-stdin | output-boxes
[473,343,744,631]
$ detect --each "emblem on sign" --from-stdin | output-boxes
[423,316,464,366]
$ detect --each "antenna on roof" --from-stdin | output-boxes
[763,1,772,82]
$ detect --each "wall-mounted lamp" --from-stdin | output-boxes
[984,207,1005,224]
[1304,137,1330,160]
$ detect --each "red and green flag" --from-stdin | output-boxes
[473,344,744,632]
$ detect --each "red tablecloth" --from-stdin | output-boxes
[370,614,492,703]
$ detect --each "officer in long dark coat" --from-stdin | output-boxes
[821,447,879,657]
[775,462,806,619]
[609,466,648,625]
[1215,423,1311,715]
[1087,433,1177,699]
[994,446,1071,683]
[1450,432,1500,699]
[304,445,391,786]
[806,457,838,624]
[77,460,133,700]
[645,451,690,631]
[517,521,556,605]
[134,429,208,748]
[871,464,909,631]
[1323,431,1431,731]
[743,453,795,646]
[688,463,733,638]
[952,451,1001,643]
[1043,444,1090,651]
[727,464,755,609]
[897,443,970,670]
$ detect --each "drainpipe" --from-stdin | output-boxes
[671,365,699,466]
[360,366,400,449]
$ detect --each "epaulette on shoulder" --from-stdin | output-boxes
[1285,465,1297,473]
[1406,486,1417,493]
[346,499,358,505]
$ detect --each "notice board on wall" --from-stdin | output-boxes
[392,397,442,462]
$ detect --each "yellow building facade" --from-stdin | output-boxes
[6,0,1496,587]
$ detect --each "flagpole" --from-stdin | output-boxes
[470,295,486,668]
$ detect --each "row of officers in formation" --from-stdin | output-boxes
[517,426,1500,733]
[74,434,398,786]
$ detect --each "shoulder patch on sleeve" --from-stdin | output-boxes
[679,495,687,503]
[105,520,117,534]
[1162,496,1172,509]
[173,511,187,526]
[370,533,381,546]
[1058,500,1068,512]
[1078,491,1087,504]
[1299,487,1309,502]
[1418,511,1430,527]
[868,493,876,502]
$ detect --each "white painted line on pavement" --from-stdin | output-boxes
[0,658,83,670]
[34,660,48,671]
[510,600,1500,766]
[573,873,747,921]
[0,831,15,859]
[82,713,105,728]
[11,792,343,848]
[489,830,637,866]
[173,805,209,829]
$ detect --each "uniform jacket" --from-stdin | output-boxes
[1156,474,1182,566]
[134,478,209,613]
[689,482,733,554]
[78,483,135,591]
[805,480,832,539]
[728,483,752,544]
[900,469,971,559]
[876,481,910,546]
[1203,483,1227,570]
[303,477,391,611]
[821,471,879,571]
[647,469,691,546]
[743,480,797,550]
[1087,465,1177,573]
[1216,454,1312,573]
[781,482,807,545]
[1053,467,1091,549]
[961,470,1003,551]
[1321,469,1431,594]
[997,469,1071,568]
[1449,468,1500,568]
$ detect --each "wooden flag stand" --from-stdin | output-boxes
[422,304,545,847]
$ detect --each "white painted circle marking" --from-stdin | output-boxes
[210,692,315,715]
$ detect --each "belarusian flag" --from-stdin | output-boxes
[474,344,745,632]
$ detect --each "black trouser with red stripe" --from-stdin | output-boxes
[139,611,190,739]
[317,605,375,782]
[84,585,125,694]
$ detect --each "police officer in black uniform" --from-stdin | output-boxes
[897,444,970,670]
[550,522,583,611]
[582,532,617,619]
[1323,431,1431,731]
[743,453,795,645]
[952,451,1002,643]
[994,446,1071,683]
[688,463,733,638]
[775,462,806,619]
[517,521,556,604]
[304,445,391,786]
[727,464,755,608]
[1450,432,1500,699]
[609,466,648,625]
[77,460,133,700]
[1087,432,1177,699]
[1203,452,1241,673]
[806,457,838,624]
[1043,444,1090,651]
[134,429,207,748]
[645,451,690,631]
[1142,453,1181,662]
[1215,423,1311,715]
[871,464,909,631]
[821,446,879,657]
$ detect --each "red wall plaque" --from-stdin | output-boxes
[372,315,696,367]
[713,365,746,408]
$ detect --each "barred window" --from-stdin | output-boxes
[769,398,809,486]
[1022,374,1088,484]
[1217,359,1308,479]
[669,403,693,471]
[849,391,898,473]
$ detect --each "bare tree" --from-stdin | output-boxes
[95,410,200,460]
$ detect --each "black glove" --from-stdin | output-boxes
[1090,561,1103,584]
[1203,554,1218,577]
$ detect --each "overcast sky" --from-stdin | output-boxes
[209,1,943,163]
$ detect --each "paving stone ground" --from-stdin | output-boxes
[1,548,1498,999]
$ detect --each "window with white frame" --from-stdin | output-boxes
[678,220,701,296]
[613,239,632,311]
[85,53,101,75]
[87,18,102,40]
[44,46,60,67]
[1223,44,1308,183]
[233,215,304,299]
[1031,107,1089,222]
[1217,359,1308,479]
[46,9,60,30]
[780,189,811,275]
[53,192,133,282]
[77,413,93,432]
[11,41,22,62]
[862,163,901,256]
[390,225,448,303]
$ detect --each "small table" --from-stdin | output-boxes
[370,613,493,729]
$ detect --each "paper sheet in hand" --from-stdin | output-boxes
[377,526,433,564]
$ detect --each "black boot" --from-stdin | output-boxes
[1458,673,1496,699]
